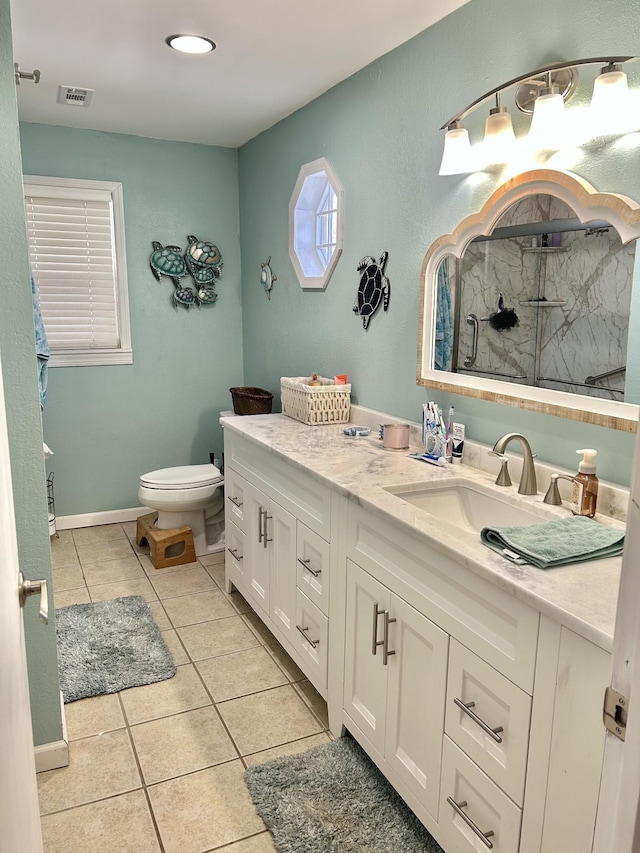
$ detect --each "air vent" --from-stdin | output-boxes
[57,85,94,107]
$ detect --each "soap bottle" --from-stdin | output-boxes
[571,449,598,518]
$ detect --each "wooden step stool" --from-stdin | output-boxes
[136,511,196,569]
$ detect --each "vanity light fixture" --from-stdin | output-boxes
[165,34,216,54]
[438,56,638,175]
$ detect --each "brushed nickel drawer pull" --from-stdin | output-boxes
[228,495,243,508]
[446,797,495,849]
[382,610,396,666]
[454,698,504,743]
[227,547,243,561]
[297,557,321,577]
[372,603,385,656]
[296,624,319,649]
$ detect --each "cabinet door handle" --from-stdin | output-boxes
[297,557,321,577]
[258,507,264,544]
[296,624,319,649]
[262,508,272,548]
[382,610,396,665]
[446,798,495,849]
[372,603,385,656]
[453,698,504,743]
[227,547,243,561]
[228,495,243,508]
[257,507,272,547]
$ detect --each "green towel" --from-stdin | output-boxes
[481,515,624,569]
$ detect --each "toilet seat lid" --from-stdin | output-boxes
[140,464,222,490]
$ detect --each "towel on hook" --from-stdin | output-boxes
[31,276,50,410]
[481,515,624,569]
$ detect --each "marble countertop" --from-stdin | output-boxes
[221,413,623,652]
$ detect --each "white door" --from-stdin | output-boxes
[343,561,389,753]
[0,355,44,852]
[385,593,448,819]
[593,434,640,852]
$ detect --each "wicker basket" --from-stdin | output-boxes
[229,387,274,415]
[280,376,351,425]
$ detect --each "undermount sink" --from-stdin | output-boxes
[384,479,549,534]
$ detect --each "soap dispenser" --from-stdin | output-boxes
[572,449,598,518]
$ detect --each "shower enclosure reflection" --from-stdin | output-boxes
[436,194,636,402]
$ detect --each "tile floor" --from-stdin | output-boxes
[40,522,332,853]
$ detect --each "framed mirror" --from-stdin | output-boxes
[418,170,640,432]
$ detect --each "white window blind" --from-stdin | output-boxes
[23,176,132,367]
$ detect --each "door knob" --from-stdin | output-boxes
[18,571,49,624]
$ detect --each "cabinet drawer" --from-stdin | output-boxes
[296,522,330,615]
[225,467,247,534]
[445,640,531,806]
[294,589,328,691]
[347,502,539,692]
[225,521,247,592]
[226,433,332,539]
[440,737,522,853]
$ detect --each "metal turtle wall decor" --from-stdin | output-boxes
[149,236,223,310]
[353,251,390,329]
[260,256,277,300]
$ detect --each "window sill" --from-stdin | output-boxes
[48,349,133,368]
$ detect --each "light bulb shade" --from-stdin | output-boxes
[590,68,635,134]
[438,126,474,175]
[483,110,516,165]
[528,91,568,149]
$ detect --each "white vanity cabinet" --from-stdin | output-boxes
[342,499,612,853]
[222,417,616,853]
[223,430,334,696]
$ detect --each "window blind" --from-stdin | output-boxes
[25,194,120,350]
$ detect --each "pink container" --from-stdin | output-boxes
[382,423,410,450]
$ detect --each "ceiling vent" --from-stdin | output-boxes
[57,85,94,107]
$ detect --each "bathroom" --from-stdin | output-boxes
[2,0,640,849]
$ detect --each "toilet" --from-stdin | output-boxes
[138,463,225,557]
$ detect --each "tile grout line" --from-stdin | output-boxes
[118,692,167,853]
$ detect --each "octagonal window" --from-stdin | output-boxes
[289,157,343,290]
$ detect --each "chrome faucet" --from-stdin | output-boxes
[491,432,537,495]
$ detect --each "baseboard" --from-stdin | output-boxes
[35,692,69,773]
[57,506,150,530]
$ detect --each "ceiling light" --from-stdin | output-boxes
[165,34,216,55]
[438,121,475,176]
[483,95,516,165]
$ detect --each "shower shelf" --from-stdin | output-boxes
[522,246,569,253]
[519,300,567,307]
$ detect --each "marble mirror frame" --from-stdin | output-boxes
[417,169,640,433]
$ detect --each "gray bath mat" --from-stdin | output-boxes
[245,736,444,853]
[56,595,176,703]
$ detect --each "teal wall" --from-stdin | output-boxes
[238,0,640,486]
[0,0,61,746]
[5,0,640,748]
[19,125,244,516]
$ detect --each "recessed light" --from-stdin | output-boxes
[165,34,216,55]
